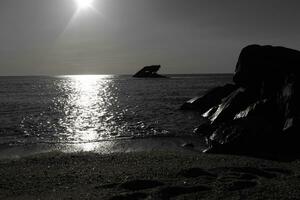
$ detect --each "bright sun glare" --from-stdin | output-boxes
[75,0,94,10]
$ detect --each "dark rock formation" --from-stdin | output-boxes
[183,44,300,155]
[133,65,167,78]
[180,84,238,112]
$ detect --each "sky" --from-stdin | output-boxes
[1,0,300,75]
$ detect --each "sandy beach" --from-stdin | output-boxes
[1,0,300,199]
[1,151,300,200]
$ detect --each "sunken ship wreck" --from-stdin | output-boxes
[133,65,167,78]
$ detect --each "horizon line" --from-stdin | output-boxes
[0,73,234,77]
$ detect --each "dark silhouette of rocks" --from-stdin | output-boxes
[180,84,238,112]
[182,44,300,155]
[133,65,167,78]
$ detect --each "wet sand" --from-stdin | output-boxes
[1,151,300,199]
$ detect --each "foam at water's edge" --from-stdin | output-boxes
[0,136,206,159]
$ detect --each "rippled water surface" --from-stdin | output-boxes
[0,74,232,155]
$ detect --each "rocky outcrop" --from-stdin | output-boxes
[133,65,167,78]
[183,44,300,155]
[180,84,238,113]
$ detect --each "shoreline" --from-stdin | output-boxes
[1,150,300,199]
[0,136,206,159]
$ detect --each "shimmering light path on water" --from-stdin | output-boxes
[57,75,118,151]
[0,74,232,155]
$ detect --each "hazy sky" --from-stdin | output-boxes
[1,0,300,75]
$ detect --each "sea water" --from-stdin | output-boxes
[0,74,232,158]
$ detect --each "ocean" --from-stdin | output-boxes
[0,74,232,158]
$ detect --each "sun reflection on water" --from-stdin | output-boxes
[58,75,117,151]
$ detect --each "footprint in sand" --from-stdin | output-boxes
[227,180,258,191]
[209,167,277,179]
[154,185,211,199]
[229,167,277,179]
[262,167,293,176]
[96,180,164,191]
[209,167,271,190]
[177,167,217,185]
[108,167,293,199]
[110,192,148,200]
[101,180,164,200]
[119,179,164,191]
[214,167,293,191]
[95,183,119,189]
[178,167,217,178]
[177,167,258,191]
[177,166,293,192]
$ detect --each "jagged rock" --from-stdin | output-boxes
[277,73,300,133]
[133,65,167,78]
[202,88,258,124]
[234,45,300,96]
[203,100,281,154]
[181,84,237,112]
[185,44,300,155]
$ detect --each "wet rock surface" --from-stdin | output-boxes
[182,44,300,155]
[180,84,238,112]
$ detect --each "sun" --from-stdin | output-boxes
[74,0,94,10]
